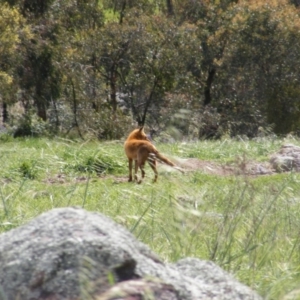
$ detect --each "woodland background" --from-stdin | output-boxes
[1,0,300,140]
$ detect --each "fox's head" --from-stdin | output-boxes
[127,127,151,141]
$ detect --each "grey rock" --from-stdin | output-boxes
[270,155,295,172]
[0,207,262,300]
[270,144,300,172]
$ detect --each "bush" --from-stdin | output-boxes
[68,152,124,175]
[12,113,51,138]
[18,161,37,179]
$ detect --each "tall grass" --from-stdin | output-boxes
[0,136,300,299]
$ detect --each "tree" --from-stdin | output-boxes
[173,0,300,137]
[119,15,181,127]
[0,2,31,123]
[2,0,300,139]
[103,0,159,24]
[217,0,300,135]
[47,0,106,135]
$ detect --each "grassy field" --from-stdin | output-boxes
[1,135,300,299]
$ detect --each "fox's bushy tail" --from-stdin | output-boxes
[150,151,184,173]
[156,152,175,167]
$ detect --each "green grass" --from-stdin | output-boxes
[1,136,300,299]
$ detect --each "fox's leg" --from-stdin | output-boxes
[140,161,146,180]
[136,147,149,184]
[136,161,145,184]
[128,158,133,182]
[148,155,158,182]
[140,159,146,178]
[134,160,140,183]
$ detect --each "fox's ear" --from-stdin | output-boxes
[139,126,144,132]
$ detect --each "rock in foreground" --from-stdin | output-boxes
[0,207,262,300]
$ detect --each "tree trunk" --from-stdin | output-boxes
[51,98,60,131]
[36,99,47,121]
[110,67,118,112]
[69,78,83,139]
[204,68,216,106]
[166,0,174,16]
[2,102,8,123]
[140,79,158,126]
[292,0,300,7]
[119,0,126,24]
[35,77,47,120]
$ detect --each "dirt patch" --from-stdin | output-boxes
[43,173,130,185]
[43,144,300,184]
[44,174,66,184]
[177,158,274,176]
[43,174,97,185]
[43,159,275,185]
[0,178,13,184]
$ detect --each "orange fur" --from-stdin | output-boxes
[124,127,181,183]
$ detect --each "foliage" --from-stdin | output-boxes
[79,106,133,140]
[12,112,51,137]
[0,3,31,94]
[1,0,300,138]
[18,160,37,179]
[217,0,300,136]
[68,152,124,175]
[267,83,300,134]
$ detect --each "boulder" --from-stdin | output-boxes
[0,207,262,300]
[270,144,300,172]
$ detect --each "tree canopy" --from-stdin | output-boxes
[1,0,300,139]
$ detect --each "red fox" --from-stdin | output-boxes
[124,127,183,183]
